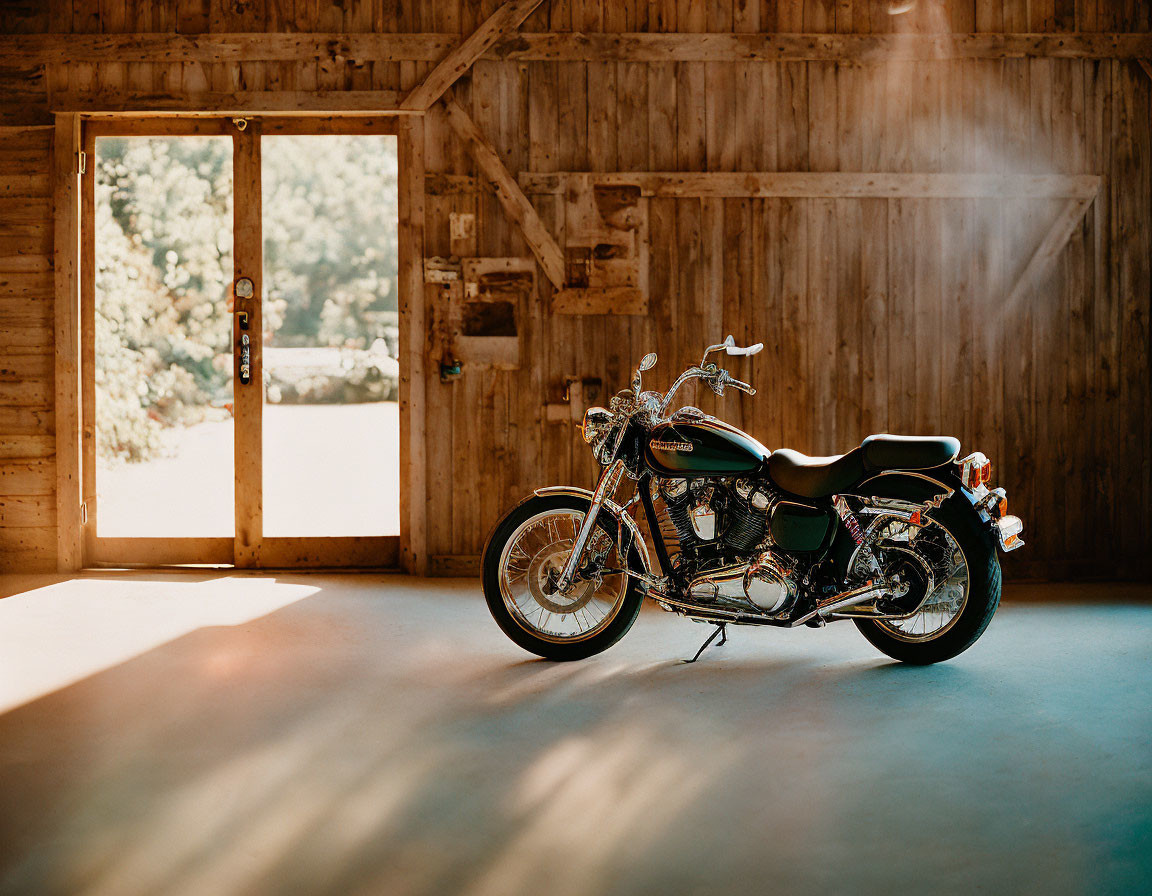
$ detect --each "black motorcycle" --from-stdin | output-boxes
[482,337,1024,664]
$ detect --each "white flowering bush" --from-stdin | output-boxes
[95,135,399,462]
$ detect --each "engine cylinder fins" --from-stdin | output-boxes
[666,500,698,545]
[723,506,766,552]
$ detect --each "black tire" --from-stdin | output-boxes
[853,477,1002,665]
[482,493,646,661]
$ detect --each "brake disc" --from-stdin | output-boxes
[527,545,599,614]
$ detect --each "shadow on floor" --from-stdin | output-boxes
[0,576,1149,896]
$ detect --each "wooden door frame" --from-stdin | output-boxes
[74,114,416,569]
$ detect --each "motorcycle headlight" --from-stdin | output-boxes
[581,407,614,445]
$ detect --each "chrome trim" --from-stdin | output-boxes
[648,591,783,626]
[534,478,653,578]
[818,582,888,616]
[995,514,1025,552]
[856,469,955,492]
[670,406,705,422]
[650,439,694,453]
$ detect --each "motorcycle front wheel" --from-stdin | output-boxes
[482,494,645,661]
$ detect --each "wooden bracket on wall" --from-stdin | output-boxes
[400,0,547,112]
[1002,191,1100,318]
[440,92,565,288]
[1138,59,1152,82]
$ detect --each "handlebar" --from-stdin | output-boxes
[724,372,756,395]
[711,368,756,397]
[658,364,756,415]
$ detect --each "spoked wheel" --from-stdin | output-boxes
[482,494,644,661]
[854,481,1001,665]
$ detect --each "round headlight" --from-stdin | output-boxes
[581,406,614,444]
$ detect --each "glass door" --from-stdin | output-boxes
[89,129,236,564]
[259,134,400,539]
[83,119,400,568]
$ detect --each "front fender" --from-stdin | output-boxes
[533,485,654,576]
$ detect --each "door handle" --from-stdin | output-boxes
[237,312,251,384]
[234,276,254,385]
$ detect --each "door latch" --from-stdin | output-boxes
[237,312,251,384]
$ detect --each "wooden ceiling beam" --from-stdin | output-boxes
[4,32,1152,66]
[519,172,1103,200]
[400,0,548,111]
[0,33,455,65]
[440,92,564,288]
[49,90,408,116]
[489,32,1152,61]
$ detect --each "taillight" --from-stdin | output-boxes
[959,452,992,491]
[980,487,1008,519]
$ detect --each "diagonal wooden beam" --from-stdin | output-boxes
[1002,193,1097,317]
[1138,59,1152,82]
[401,0,547,112]
[440,91,564,288]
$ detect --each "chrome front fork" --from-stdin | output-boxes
[555,460,626,593]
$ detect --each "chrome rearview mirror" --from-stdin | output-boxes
[632,352,656,393]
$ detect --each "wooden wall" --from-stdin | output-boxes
[425,54,1150,582]
[0,126,55,570]
[1,1,1150,580]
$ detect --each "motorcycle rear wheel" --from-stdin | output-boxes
[854,487,1001,665]
[482,494,645,661]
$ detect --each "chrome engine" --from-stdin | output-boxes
[653,476,801,618]
[687,552,799,616]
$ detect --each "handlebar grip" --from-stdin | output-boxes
[729,378,756,395]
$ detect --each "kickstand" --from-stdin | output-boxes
[683,623,728,664]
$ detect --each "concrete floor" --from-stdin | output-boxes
[0,574,1149,896]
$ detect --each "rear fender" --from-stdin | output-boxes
[532,485,654,576]
[830,468,972,580]
[853,467,961,506]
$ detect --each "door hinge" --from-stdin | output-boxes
[77,150,86,175]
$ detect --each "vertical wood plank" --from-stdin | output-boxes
[860,196,887,436]
[887,198,914,437]
[232,123,262,567]
[53,112,81,570]
[399,115,427,575]
[80,121,96,559]
[807,197,836,452]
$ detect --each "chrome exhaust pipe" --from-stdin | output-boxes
[817,582,886,616]
[789,582,886,627]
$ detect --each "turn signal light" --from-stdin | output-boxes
[959,452,992,491]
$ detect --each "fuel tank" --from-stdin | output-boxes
[643,419,770,477]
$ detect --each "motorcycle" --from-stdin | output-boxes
[482,336,1025,664]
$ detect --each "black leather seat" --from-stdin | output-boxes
[767,434,961,499]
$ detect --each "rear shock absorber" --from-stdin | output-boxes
[833,495,881,578]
